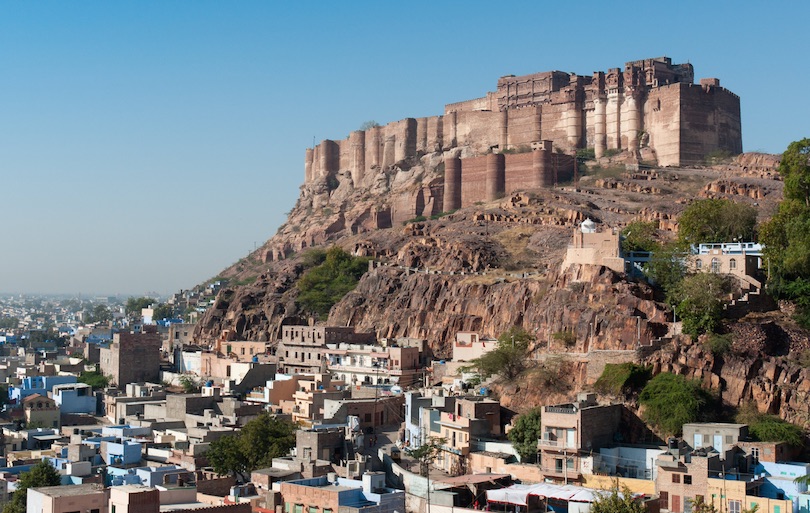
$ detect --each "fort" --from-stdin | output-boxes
[285,57,741,259]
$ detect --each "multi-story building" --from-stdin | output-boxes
[276,326,375,375]
[51,382,96,414]
[431,396,501,476]
[538,393,623,483]
[682,423,749,458]
[100,327,161,386]
[323,342,420,387]
[285,374,347,426]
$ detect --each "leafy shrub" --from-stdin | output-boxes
[621,221,660,253]
[576,147,596,160]
[639,372,715,436]
[735,404,804,447]
[508,408,542,463]
[594,363,652,396]
[552,330,576,347]
[405,215,427,224]
[704,333,732,357]
[296,246,370,319]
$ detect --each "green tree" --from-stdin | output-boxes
[621,221,660,253]
[689,495,719,513]
[780,138,810,207]
[507,408,542,463]
[152,303,174,321]
[639,373,714,436]
[594,363,652,396]
[589,484,646,513]
[670,273,735,337]
[179,375,200,394]
[296,246,370,319]
[125,296,155,315]
[359,120,381,131]
[735,404,804,447]
[0,317,19,329]
[677,199,758,246]
[462,327,533,381]
[206,413,297,478]
[3,460,62,513]
[643,242,687,295]
[759,180,810,327]
[406,436,446,477]
[78,370,111,389]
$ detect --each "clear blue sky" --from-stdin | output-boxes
[1,1,807,296]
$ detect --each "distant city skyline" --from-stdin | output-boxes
[2,1,808,295]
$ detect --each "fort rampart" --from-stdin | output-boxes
[280,57,742,260]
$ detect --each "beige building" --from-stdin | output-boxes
[452,332,498,362]
[23,393,60,429]
[689,243,763,292]
[276,326,375,375]
[27,483,108,513]
[323,342,420,387]
[562,219,625,273]
[108,485,159,513]
[539,393,623,483]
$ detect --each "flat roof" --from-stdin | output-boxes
[32,483,105,497]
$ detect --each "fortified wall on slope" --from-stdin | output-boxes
[287,57,740,258]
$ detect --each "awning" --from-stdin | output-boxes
[487,483,615,506]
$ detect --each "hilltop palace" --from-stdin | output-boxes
[302,56,740,222]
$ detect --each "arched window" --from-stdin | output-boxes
[729,258,737,270]
[711,258,721,273]
[695,259,703,270]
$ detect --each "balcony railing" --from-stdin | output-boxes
[538,438,575,449]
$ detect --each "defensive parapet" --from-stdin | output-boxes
[304,56,741,184]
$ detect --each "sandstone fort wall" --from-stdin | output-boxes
[301,56,741,227]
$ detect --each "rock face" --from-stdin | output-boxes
[643,321,810,427]
[193,146,810,425]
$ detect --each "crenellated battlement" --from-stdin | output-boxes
[300,56,741,233]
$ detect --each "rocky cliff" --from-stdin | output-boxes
[194,140,809,425]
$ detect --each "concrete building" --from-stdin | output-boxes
[323,341,420,387]
[429,396,501,476]
[100,327,161,386]
[279,472,404,513]
[539,393,623,483]
[682,423,749,457]
[27,483,108,513]
[22,393,60,429]
[452,332,498,362]
[51,383,96,414]
[276,326,375,375]
[561,219,625,274]
[108,485,159,513]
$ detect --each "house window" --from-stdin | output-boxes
[673,474,681,483]
[555,458,563,472]
[294,505,303,513]
[308,505,317,513]
[729,258,737,270]
[728,501,741,513]
[684,475,692,485]
[696,259,703,269]
[660,492,669,510]
[91,509,100,513]
[711,257,721,273]
[241,348,245,355]
[751,447,760,461]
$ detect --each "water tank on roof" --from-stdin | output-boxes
[205,380,214,387]
[252,355,259,363]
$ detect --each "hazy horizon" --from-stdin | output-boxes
[2,1,808,295]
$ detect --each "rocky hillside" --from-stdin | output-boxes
[193,146,810,426]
